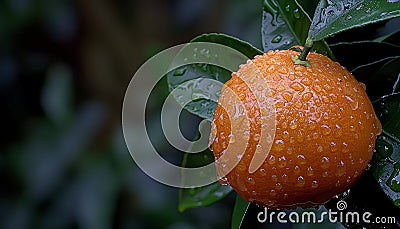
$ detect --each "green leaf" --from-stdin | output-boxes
[167,33,262,120]
[329,41,400,72]
[355,57,400,101]
[309,0,400,41]
[372,93,400,207]
[191,33,263,60]
[178,181,233,212]
[380,29,400,46]
[374,28,400,44]
[393,73,400,93]
[178,147,233,212]
[329,41,400,100]
[374,93,400,142]
[261,0,334,59]
[231,194,250,229]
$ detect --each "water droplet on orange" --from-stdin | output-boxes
[311,180,318,188]
[290,82,305,92]
[321,124,331,135]
[282,91,293,102]
[321,157,330,169]
[302,92,313,102]
[297,176,305,187]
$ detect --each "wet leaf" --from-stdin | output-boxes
[393,73,400,93]
[167,33,262,120]
[356,57,400,101]
[231,194,249,229]
[372,93,400,207]
[178,147,233,212]
[374,28,400,44]
[380,29,400,46]
[191,33,263,60]
[178,181,232,212]
[309,0,400,41]
[261,0,334,59]
[329,41,400,72]
[330,42,400,100]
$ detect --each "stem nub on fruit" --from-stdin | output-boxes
[292,37,313,67]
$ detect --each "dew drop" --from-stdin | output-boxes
[173,68,186,76]
[268,155,276,165]
[330,142,337,152]
[345,15,352,20]
[282,91,293,102]
[294,165,301,174]
[297,176,305,187]
[219,176,229,185]
[278,67,288,74]
[301,78,311,85]
[387,163,400,192]
[275,139,285,151]
[306,166,314,177]
[322,171,329,177]
[289,120,298,130]
[285,4,291,12]
[335,160,346,177]
[283,193,289,199]
[321,124,331,135]
[271,35,283,43]
[290,82,305,92]
[229,134,235,144]
[278,156,287,168]
[282,173,288,181]
[345,95,359,111]
[271,174,278,181]
[270,189,277,197]
[259,168,267,176]
[297,154,306,165]
[272,183,281,192]
[342,142,349,153]
[302,92,313,102]
[376,139,393,158]
[311,180,318,188]
[312,84,322,93]
[358,158,364,164]
[282,130,290,140]
[321,157,330,169]
[247,177,255,185]
[293,8,301,19]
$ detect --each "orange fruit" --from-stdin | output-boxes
[209,49,382,209]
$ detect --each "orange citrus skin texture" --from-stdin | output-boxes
[211,49,382,209]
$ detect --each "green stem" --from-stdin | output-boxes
[292,37,314,67]
[299,38,314,61]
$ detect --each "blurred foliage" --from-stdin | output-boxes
[0,0,263,229]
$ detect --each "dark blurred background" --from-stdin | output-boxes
[0,0,264,228]
[2,0,399,228]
